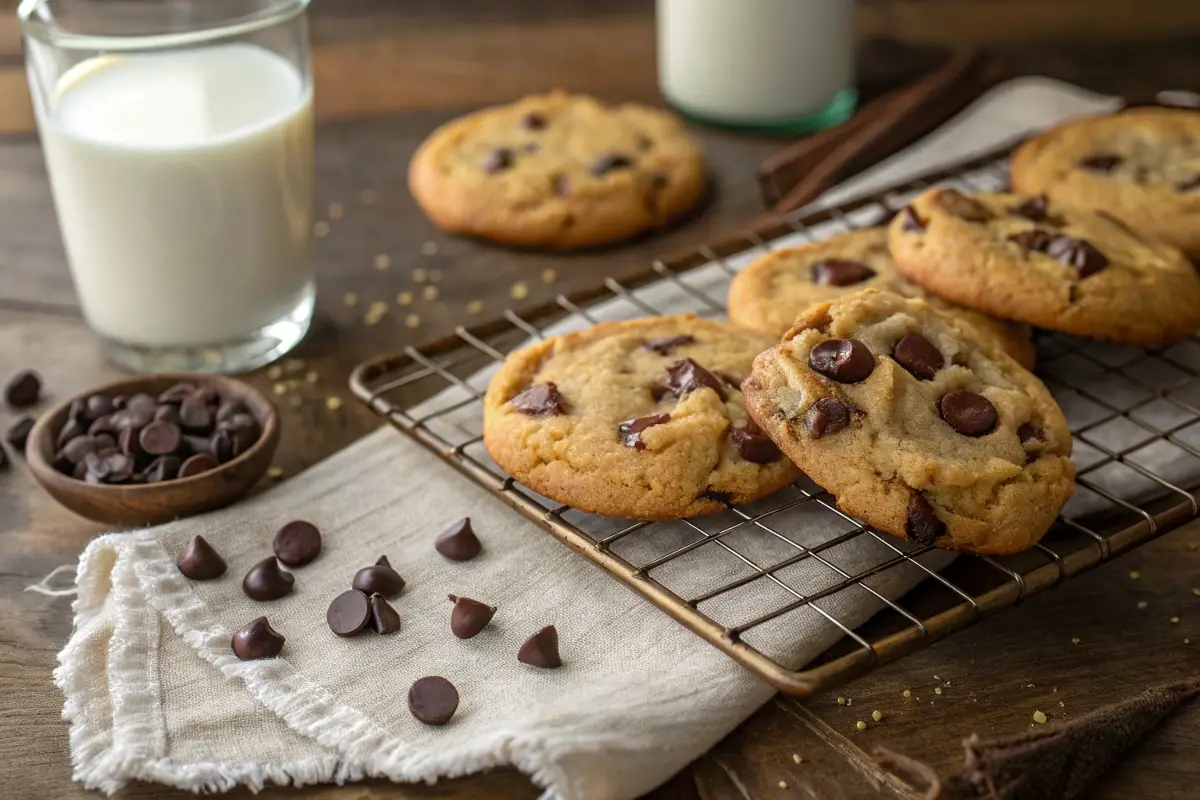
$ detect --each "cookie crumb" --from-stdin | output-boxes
[791,753,802,764]
[430,269,444,283]
[325,396,343,411]
[413,267,429,283]
[359,188,377,205]
[397,291,413,307]
[541,268,558,284]
[902,689,911,698]
[363,302,388,326]
[267,467,284,480]
[1033,710,1047,724]
[1071,637,1081,644]
[314,221,330,238]
[328,202,344,219]
[1170,616,1181,624]
[267,365,283,380]
[871,710,883,722]
[467,300,484,315]
[343,292,359,308]
[1138,601,1148,610]
[405,313,421,329]
[934,687,942,695]
[1027,683,1035,688]
[855,720,866,731]
[836,697,846,706]
[423,285,439,301]
[933,675,939,680]
[1185,638,1191,645]
[273,382,287,396]
[846,698,852,706]
[511,281,529,300]
[421,241,438,256]
[305,371,320,385]
[777,781,788,790]
[374,253,391,270]
[1130,570,1140,580]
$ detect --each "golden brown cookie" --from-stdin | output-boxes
[727,227,1036,368]
[888,187,1200,346]
[408,91,707,249]
[483,315,799,520]
[1010,107,1200,257]
[741,290,1074,555]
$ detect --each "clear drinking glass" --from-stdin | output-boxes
[19,0,315,373]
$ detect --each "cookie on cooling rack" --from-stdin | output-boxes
[1010,106,1200,258]
[483,315,799,520]
[741,289,1075,555]
[887,186,1200,346]
[727,227,1036,368]
[408,91,707,249]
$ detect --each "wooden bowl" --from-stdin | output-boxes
[26,373,280,527]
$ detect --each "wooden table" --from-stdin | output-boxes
[2,5,1199,798]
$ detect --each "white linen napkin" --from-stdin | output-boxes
[51,78,1120,799]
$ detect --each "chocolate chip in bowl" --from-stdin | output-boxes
[25,373,279,526]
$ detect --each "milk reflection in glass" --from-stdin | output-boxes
[37,44,314,347]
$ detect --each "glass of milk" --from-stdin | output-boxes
[657,0,857,133]
[19,0,315,373]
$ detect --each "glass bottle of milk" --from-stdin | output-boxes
[657,0,857,133]
[19,0,315,373]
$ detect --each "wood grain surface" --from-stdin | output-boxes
[1,3,1198,800]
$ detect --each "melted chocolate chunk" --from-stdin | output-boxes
[892,333,944,381]
[1008,228,1056,253]
[809,339,875,384]
[510,382,567,416]
[643,335,694,356]
[618,412,670,450]
[905,494,945,546]
[592,153,633,175]
[665,358,727,401]
[899,206,926,232]
[801,397,853,439]
[1078,153,1123,172]
[939,390,998,437]
[482,147,516,174]
[1009,195,1050,222]
[811,259,877,287]
[730,422,781,463]
[520,111,547,130]
[935,189,992,222]
[1046,236,1109,278]
[1175,175,1200,193]
[1018,423,1044,445]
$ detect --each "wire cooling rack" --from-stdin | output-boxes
[350,146,1200,695]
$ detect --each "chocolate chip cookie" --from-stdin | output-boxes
[888,187,1200,345]
[741,290,1074,555]
[483,315,799,519]
[409,91,707,249]
[1010,107,1200,258]
[727,227,1036,368]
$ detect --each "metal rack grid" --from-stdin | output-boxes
[350,145,1200,696]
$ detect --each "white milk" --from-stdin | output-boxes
[657,0,855,124]
[36,43,314,347]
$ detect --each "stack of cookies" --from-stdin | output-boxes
[481,106,1200,556]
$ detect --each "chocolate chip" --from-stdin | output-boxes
[1008,228,1055,252]
[1176,175,1200,193]
[56,418,85,449]
[448,594,497,639]
[118,426,144,459]
[592,153,632,175]
[125,393,157,415]
[326,589,371,637]
[216,400,246,422]
[179,397,214,431]
[231,617,285,660]
[893,333,944,381]
[92,433,116,450]
[153,404,182,426]
[552,174,570,196]
[94,451,134,483]
[700,489,734,505]
[142,455,181,483]
[643,335,695,356]
[802,397,853,439]
[158,383,196,404]
[1018,423,1044,445]
[1046,236,1109,277]
[242,556,294,601]
[111,406,154,432]
[509,382,567,416]
[177,534,227,580]
[369,593,401,634]
[352,561,405,598]
[899,206,926,232]
[61,435,98,465]
[138,420,181,456]
[0,447,7,470]
[1078,153,1123,172]
[517,625,562,668]
[209,429,235,463]
[618,413,670,450]
[85,394,113,420]
[811,259,877,287]
[376,555,391,567]
[905,494,945,546]
[482,147,515,174]
[179,453,218,478]
[520,111,547,130]
[731,422,781,463]
[273,520,322,566]
[6,416,34,452]
[1009,195,1050,222]
[939,390,998,437]
[408,676,459,726]
[666,358,727,401]
[935,189,992,222]
[110,395,127,410]
[435,517,482,561]
[809,339,875,383]
[4,370,41,408]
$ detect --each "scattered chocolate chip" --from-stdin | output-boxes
[730,422,781,463]
[435,517,482,561]
[802,397,854,439]
[592,153,633,175]
[369,593,402,634]
[666,358,727,401]
[142,455,181,482]
[4,370,41,408]
[376,555,391,567]
[273,520,322,566]
[811,259,877,287]
[57,418,85,449]
[892,333,944,381]
[326,589,371,637]
[939,390,998,437]
[935,188,992,222]
[643,335,695,356]
[482,147,516,174]
[809,339,875,383]
[1176,175,1200,193]
[618,413,670,450]
[448,595,496,639]
[517,625,562,668]
[520,111,547,130]
[509,382,567,416]
[408,676,459,726]
[352,561,405,598]
[1008,228,1055,252]
[1009,195,1050,222]
[139,420,181,456]
[899,206,926,232]
[1046,235,1109,278]
[177,535,227,580]
[6,416,34,452]
[242,556,295,601]
[1078,153,1123,172]
[906,494,945,546]
[179,453,219,478]
[231,617,285,660]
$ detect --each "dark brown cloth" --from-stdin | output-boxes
[875,677,1200,799]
